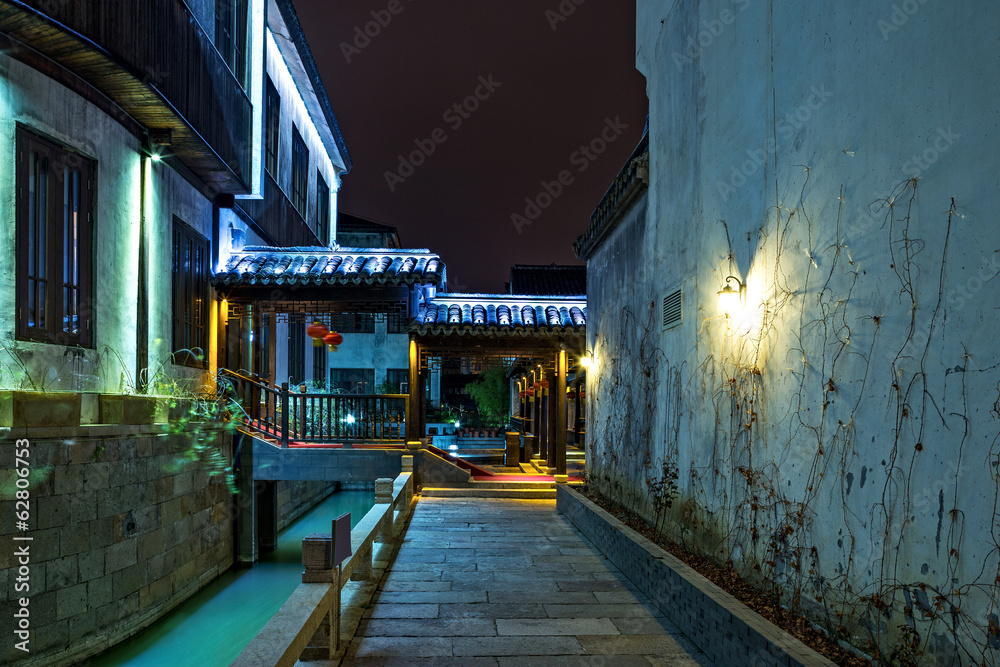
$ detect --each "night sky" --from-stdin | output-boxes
[292,0,648,293]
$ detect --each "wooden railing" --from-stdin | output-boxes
[236,172,320,247]
[233,471,415,665]
[219,370,407,445]
[20,0,253,184]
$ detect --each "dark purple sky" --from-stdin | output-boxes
[292,0,648,293]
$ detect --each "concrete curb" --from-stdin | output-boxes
[557,486,838,667]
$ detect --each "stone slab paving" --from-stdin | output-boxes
[340,497,713,666]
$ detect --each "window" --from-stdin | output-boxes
[316,171,330,244]
[259,313,270,378]
[288,319,305,385]
[386,312,409,334]
[171,218,210,367]
[16,126,94,346]
[331,312,375,334]
[216,0,249,88]
[330,368,375,394]
[312,343,326,388]
[291,126,309,216]
[385,369,409,393]
[264,76,280,177]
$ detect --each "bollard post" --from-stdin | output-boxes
[505,431,519,467]
[375,478,393,543]
[523,433,537,463]
[351,546,373,581]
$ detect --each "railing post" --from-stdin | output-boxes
[250,373,260,422]
[375,478,393,544]
[280,382,289,448]
[300,394,307,440]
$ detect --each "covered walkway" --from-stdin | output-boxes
[342,497,712,665]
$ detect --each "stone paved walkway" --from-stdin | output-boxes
[341,497,714,666]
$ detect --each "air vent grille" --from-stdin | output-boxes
[661,288,682,330]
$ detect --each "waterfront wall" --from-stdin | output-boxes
[276,480,339,531]
[1,426,234,666]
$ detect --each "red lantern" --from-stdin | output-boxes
[307,321,329,347]
[324,331,343,351]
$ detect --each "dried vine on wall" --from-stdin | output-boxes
[588,174,1000,665]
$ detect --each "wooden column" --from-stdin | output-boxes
[418,368,427,441]
[241,306,253,373]
[519,380,526,432]
[252,307,263,376]
[536,381,546,462]
[546,364,557,470]
[267,314,278,388]
[555,349,567,478]
[406,338,420,443]
[226,304,242,372]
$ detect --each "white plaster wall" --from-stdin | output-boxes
[146,159,215,383]
[326,321,409,389]
[0,54,220,394]
[264,28,340,244]
[0,56,142,393]
[585,0,1000,662]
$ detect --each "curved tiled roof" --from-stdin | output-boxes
[414,294,586,337]
[213,246,445,287]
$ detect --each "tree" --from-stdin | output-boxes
[466,363,511,428]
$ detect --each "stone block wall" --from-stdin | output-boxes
[1,425,234,666]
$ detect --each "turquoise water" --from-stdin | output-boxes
[90,490,374,667]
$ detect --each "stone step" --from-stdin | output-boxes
[420,487,557,499]
[432,480,556,490]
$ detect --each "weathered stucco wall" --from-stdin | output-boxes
[326,323,410,388]
[0,55,141,393]
[0,53,217,394]
[585,0,1000,663]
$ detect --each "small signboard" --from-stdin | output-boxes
[332,512,352,568]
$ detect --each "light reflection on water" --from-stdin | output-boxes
[89,490,374,667]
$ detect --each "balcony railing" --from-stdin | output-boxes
[8,0,253,188]
[220,370,406,445]
[237,171,322,248]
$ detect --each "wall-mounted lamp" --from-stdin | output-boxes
[717,275,746,316]
[579,352,593,369]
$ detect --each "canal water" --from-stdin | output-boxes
[90,489,374,666]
